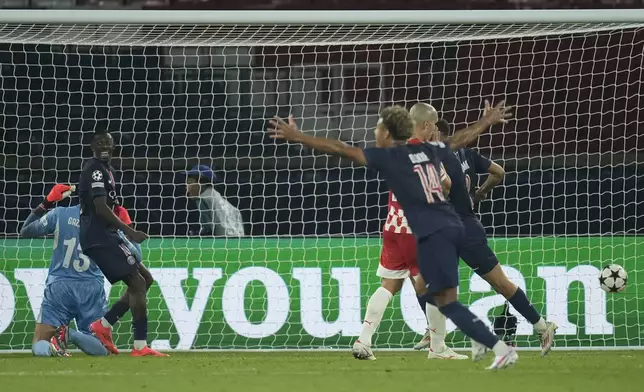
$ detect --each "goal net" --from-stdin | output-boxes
[0,10,643,352]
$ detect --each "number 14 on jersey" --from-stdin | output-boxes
[413,163,445,204]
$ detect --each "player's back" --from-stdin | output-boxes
[364,141,461,238]
[441,149,476,217]
[47,205,104,285]
[454,148,492,201]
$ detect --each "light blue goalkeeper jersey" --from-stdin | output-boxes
[21,205,103,286]
[20,205,143,286]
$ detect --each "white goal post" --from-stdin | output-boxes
[0,9,642,352]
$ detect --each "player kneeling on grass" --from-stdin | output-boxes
[352,113,465,361]
[20,184,109,357]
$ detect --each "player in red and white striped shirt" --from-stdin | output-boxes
[352,104,466,361]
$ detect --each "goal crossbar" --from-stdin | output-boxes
[1,10,644,47]
[1,9,644,25]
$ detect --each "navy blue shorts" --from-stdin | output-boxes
[84,233,139,284]
[458,215,499,276]
[416,225,464,294]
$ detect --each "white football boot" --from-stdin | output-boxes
[471,339,489,362]
[539,321,558,356]
[427,346,468,360]
[413,329,431,350]
[352,340,376,361]
[487,348,519,370]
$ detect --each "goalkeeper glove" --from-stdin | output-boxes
[40,184,75,210]
[114,205,132,225]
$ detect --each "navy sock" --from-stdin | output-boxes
[439,301,499,349]
[508,288,541,324]
[416,295,427,313]
[417,292,437,308]
[132,315,148,341]
[423,293,437,307]
[104,299,130,326]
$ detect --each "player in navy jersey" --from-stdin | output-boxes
[410,106,558,359]
[269,103,518,370]
[19,184,109,357]
[78,130,166,357]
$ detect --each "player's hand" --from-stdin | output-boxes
[128,230,149,243]
[268,115,303,142]
[473,189,488,203]
[482,100,513,125]
[114,205,132,225]
[46,184,76,203]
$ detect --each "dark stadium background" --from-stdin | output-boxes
[1,0,642,238]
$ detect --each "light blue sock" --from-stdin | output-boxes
[69,329,108,356]
[32,340,52,357]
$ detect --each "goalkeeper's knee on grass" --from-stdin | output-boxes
[32,340,53,357]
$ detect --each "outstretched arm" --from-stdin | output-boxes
[20,184,74,238]
[447,100,513,150]
[268,116,367,166]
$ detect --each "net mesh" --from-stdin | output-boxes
[0,21,643,351]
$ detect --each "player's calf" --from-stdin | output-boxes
[33,322,57,343]
[124,270,168,356]
[69,329,109,356]
[482,265,554,346]
[355,280,399,349]
[125,271,149,349]
[139,264,154,290]
[433,288,514,369]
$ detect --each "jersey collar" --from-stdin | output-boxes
[407,137,423,145]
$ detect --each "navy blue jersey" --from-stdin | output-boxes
[78,157,120,249]
[441,149,475,217]
[454,148,492,200]
[364,141,461,238]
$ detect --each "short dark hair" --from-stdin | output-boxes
[92,129,110,142]
[436,119,451,136]
[379,106,413,141]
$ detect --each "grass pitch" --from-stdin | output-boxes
[1,351,643,392]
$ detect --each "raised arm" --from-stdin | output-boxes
[20,184,74,238]
[268,116,367,166]
[20,209,54,238]
[447,100,513,150]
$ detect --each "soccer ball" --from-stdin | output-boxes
[599,264,628,293]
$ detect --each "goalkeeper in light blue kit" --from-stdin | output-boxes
[20,184,142,356]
